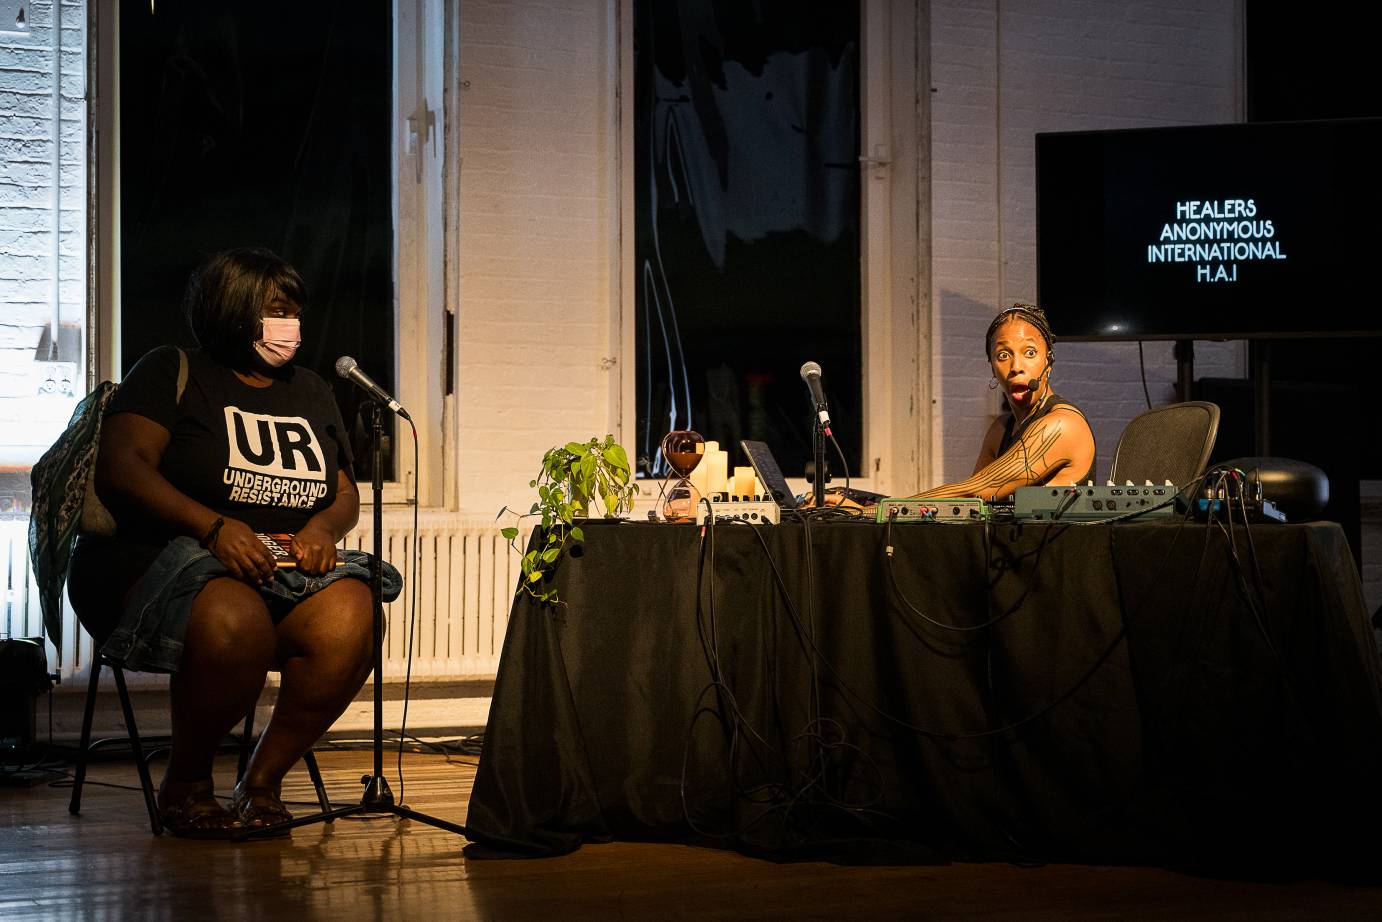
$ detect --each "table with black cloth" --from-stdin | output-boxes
[464,518,1382,870]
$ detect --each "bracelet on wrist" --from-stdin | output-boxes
[199,517,226,549]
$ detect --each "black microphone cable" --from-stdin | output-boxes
[396,414,422,805]
[827,431,851,495]
[1137,341,1153,410]
[883,509,1068,633]
[681,512,890,845]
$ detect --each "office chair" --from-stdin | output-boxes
[1109,401,1220,488]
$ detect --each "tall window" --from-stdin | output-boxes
[117,0,396,478]
[634,1,862,480]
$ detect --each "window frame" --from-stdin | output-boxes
[615,0,931,497]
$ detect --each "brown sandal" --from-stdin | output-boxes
[158,780,240,840]
[231,782,293,838]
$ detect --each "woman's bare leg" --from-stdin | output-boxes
[161,577,276,804]
[238,577,374,791]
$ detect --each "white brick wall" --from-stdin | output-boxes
[929,0,1243,484]
[454,0,618,519]
[0,0,85,468]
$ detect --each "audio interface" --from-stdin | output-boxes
[1013,484,1177,522]
[694,498,781,525]
[874,497,989,523]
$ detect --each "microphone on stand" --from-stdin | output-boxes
[799,361,832,434]
[335,355,411,420]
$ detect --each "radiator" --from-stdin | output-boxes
[0,515,523,684]
[2,519,43,643]
[345,512,523,680]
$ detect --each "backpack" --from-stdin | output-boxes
[27,350,188,658]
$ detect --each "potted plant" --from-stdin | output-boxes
[499,435,638,604]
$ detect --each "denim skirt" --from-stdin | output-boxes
[73,535,402,673]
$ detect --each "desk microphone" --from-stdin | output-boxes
[799,361,832,433]
[335,356,411,420]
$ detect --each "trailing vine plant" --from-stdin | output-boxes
[498,435,638,605]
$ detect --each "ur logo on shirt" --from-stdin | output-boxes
[222,407,330,508]
[223,406,327,480]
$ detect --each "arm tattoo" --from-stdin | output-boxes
[919,416,1072,500]
[973,423,1063,490]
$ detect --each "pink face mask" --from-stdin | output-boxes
[255,317,301,367]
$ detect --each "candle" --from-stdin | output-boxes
[705,449,728,498]
[733,466,756,499]
[685,441,714,502]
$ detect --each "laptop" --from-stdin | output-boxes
[739,440,802,510]
[741,439,888,509]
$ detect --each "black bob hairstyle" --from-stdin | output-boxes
[184,247,307,367]
[984,302,1055,363]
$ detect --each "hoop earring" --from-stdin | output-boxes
[988,377,999,390]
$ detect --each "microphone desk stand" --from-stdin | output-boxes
[811,414,828,508]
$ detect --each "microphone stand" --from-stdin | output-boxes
[236,399,470,841]
[812,411,828,508]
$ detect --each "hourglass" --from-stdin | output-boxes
[659,430,705,521]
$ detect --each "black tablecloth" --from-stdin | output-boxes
[464,519,1382,869]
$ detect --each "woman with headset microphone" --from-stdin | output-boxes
[914,303,1096,502]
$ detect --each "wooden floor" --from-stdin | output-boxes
[2,748,1380,921]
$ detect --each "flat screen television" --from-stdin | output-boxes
[1036,118,1382,341]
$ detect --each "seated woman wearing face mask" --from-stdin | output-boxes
[69,247,396,839]
[914,303,1096,502]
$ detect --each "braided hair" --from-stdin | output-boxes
[984,302,1055,362]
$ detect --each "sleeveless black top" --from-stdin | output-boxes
[997,392,1097,485]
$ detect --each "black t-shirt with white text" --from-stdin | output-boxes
[106,346,353,537]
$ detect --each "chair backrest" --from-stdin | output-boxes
[1109,401,1220,487]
